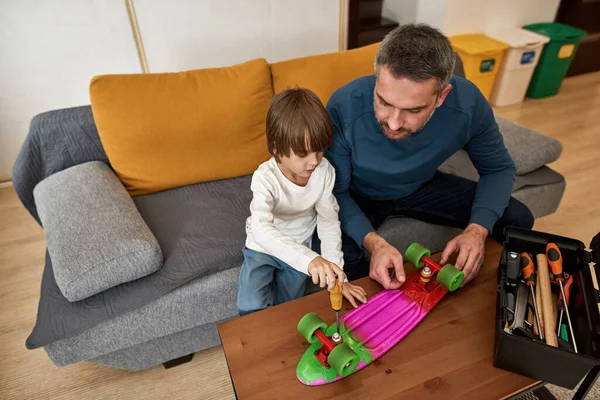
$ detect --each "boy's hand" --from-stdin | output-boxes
[308,257,346,291]
[341,283,368,308]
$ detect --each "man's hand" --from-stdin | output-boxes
[308,257,346,291]
[440,223,488,286]
[363,232,405,289]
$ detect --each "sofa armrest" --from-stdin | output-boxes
[494,115,562,175]
[439,115,562,184]
[12,105,108,224]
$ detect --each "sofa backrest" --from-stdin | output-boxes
[89,58,273,196]
[271,42,380,105]
[88,44,383,196]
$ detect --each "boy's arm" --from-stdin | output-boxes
[248,173,319,275]
[324,99,375,248]
[315,163,344,271]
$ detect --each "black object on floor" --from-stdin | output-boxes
[572,364,600,400]
[162,353,194,369]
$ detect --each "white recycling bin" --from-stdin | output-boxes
[487,28,550,107]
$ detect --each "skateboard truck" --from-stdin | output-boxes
[420,266,433,283]
[312,329,337,368]
[332,332,342,343]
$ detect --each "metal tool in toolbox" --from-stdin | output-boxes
[502,252,521,327]
[521,252,543,340]
[547,243,578,353]
[502,247,579,349]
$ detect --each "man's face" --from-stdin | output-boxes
[374,65,452,141]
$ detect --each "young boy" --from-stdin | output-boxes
[237,87,367,316]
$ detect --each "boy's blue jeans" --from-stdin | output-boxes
[237,247,309,316]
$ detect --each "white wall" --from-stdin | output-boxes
[382,0,561,35]
[0,0,141,181]
[134,0,340,72]
[442,0,561,36]
[0,0,340,181]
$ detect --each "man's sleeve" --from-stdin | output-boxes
[464,97,516,233]
[324,99,375,248]
[314,164,344,269]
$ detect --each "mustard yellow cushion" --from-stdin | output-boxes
[271,43,380,105]
[89,58,273,196]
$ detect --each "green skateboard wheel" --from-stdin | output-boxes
[404,242,431,268]
[437,264,464,291]
[297,312,328,344]
[327,343,359,377]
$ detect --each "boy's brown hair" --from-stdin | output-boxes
[266,87,333,161]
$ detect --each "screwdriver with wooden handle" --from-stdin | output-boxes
[330,282,343,335]
[546,243,578,353]
[521,252,543,340]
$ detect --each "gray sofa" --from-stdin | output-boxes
[13,72,565,371]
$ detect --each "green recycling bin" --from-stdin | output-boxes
[523,22,586,98]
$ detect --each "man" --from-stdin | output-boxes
[324,23,534,289]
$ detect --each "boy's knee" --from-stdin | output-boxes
[237,295,270,316]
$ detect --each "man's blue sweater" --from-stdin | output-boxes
[324,74,515,248]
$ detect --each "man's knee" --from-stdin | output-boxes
[504,197,534,230]
[492,197,534,242]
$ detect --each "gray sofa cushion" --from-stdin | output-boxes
[44,266,240,367]
[33,161,163,302]
[26,175,252,349]
[440,115,562,179]
[496,115,562,175]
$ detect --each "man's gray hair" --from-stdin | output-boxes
[374,23,456,93]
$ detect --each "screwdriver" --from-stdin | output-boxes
[521,252,543,340]
[556,272,573,337]
[330,281,343,340]
[546,243,578,353]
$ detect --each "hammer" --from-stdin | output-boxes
[537,254,558,347]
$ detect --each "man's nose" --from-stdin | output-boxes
[387,109,404,131]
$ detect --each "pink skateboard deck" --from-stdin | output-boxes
[296,242,464,386]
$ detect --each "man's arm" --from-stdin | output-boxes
[465,105,516,233]
[314,163,344,271]
[440,99,516,285]
[325,99,405,289]
[324,101,375,249]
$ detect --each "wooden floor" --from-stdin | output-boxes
[0,71,599,399]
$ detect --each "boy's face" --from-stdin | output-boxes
[278,150,323,179]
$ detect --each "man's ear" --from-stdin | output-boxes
[436,84,453,108]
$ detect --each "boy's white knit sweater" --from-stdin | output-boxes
[245,157,344,275]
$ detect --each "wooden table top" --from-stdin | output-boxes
[218,241,538,399]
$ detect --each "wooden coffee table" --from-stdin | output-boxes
[218,241,540,399]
